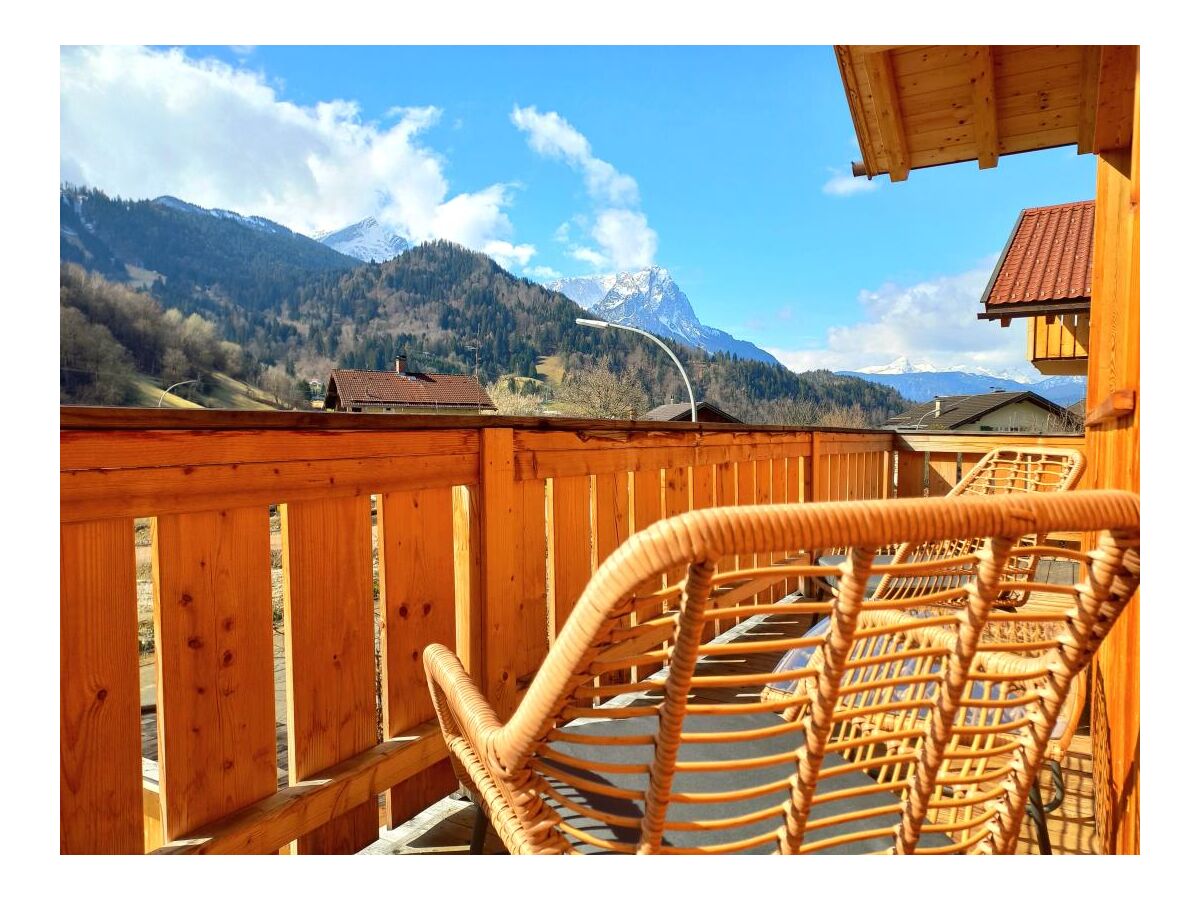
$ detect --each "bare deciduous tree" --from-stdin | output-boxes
[553,361,650,419]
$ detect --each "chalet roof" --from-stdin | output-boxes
[885,391,1072,431]
[980,201,1093,320]
[642,401,743,423]
[834,46,1137,182]
[325,369,496,410]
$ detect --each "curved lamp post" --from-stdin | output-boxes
[157,379,200,407]
[575,317,697,423]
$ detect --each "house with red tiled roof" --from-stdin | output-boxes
[324,356,497,415]
[978,200,1093,376]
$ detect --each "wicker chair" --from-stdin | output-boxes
[425,490,1139,854]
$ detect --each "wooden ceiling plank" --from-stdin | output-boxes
[835,45,880,178]
[864,50,910,182]
[1077,46,1102,154]
[1093,46,1138,152]
[969,46,999,169]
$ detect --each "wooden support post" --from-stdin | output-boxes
[453,483,482,681]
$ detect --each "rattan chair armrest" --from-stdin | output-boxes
[423,643,503,749]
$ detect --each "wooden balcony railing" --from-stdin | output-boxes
[60,408,1083,854]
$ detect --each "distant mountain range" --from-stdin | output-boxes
[842,357,1086,406]
[547,267,780,366]
[314,217,410,262]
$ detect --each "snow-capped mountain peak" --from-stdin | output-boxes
[313,217,410,263]
[858,356,939,376]
[547,267,780,366]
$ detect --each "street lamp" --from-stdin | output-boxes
[575,317,697,423]
[157,379,200,407]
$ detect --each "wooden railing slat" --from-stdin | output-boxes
[548,475,592,639]
[61,518,143,854]
[281,495,378,854]
[151,508,277,843]
[378,487,459,829]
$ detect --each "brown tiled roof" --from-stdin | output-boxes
[980,200,1093,319]
[885,391,1070,431]
[326,369,496,410]
[642,401,742,423]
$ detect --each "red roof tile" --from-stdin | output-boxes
[981,200,1093,317]
[327,369,496,410]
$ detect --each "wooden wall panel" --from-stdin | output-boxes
[281,496,378,854]
[631,468,663,678]
[378,487,458,829]
[927,452,959,497]
[592,471,632,684]
[1088,58,1139,854]
[61,518,143,854]
[548,475,592,639]
[152,508,277,843]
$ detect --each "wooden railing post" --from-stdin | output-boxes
[478,428,522,718]
[453,483,483,681]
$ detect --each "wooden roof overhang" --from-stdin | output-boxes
[834,45,1137,182]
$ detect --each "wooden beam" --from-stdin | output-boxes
[1093,46,1138,152]
[1077,46,1102,154]
[863,51,910,182]
[1084,389,1137,428]
[152,725,447,854]
[968,46,998,169]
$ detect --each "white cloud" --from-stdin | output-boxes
[60,45,534,263]
[510,106,639,206]
[764,260,1034,375]
[592,209,657,270]
[523,265,563,281]
[511,104,656,272]
[822,168,879,197]
[571,247,609,268]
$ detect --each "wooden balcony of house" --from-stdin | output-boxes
[61,406,1112,855]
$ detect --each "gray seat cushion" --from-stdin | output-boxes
[541,711,951,854]
[818,553,894,594]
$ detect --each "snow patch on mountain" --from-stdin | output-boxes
[314,217,410,263]
[152,196,294,236]
[547,267,780,366]
[843,358,1086,406]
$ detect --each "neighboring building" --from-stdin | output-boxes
[642,400,743,424]
[885,391,1080,433]
[324,355,497,415]
[978,200,1093,376]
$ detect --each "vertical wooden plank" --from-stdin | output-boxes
[548,475,592,639]
[927,452,959,497]
[808,434,821,503]
[897,450,926,499]
[282,495,377,854]
[593,471,632,685]
[453,484,482,680]
[152,508,276,843]
[632,468,663,679]
[829,452,843,501]
[714,460,738,577]
[378,488,458,830]
[692,462,714,513]
[61,518,143,854]
[663,466,690,587]
[517,479,549,693]
[736,461,758,608]
[784,456,801,596]
[755,458,775,601]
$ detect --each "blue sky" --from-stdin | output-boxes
[60,45,1097,375]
